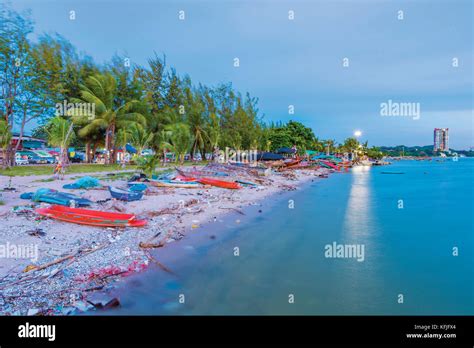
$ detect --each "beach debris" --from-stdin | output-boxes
[63,176,102,190]
[87,297,121,310]
[143,250,175,275]
[139,240,166,249]
[27,308,39,316]
[26,228,46,237]
[128,173,148,182]
[12,205,35,216]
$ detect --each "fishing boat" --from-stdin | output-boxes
[197,177,241,189]
[108,186,144,201]
[127,182,148,192]
[175,167,229,178]
[20,188,92,207]
[150,179,203,188]
[319,160,340,170]
[36,205,147,227]
[235,180,258,187]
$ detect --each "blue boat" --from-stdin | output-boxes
[20,188,92,206]
[108,186,144,201]
[127,182,148,192]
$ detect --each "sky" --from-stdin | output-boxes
[10,0,474,149]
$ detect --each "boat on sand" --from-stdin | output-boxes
[36,205,147,227]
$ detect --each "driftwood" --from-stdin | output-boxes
[23,254,75,273]
[144,251,175,275]
[138,240,166,249]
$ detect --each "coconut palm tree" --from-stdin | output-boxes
[323,139,336,155]
[73,73,146,164]
[129,124,154,157]
[166,122,191,164]
[45,117,75,170]
[154,129,173,165]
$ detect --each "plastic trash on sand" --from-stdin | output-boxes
[63,176,101,189]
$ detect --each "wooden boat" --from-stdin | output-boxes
[108,186,144,201]
[176,168,241,189]
[150,179,203,188]
[175,167,228,178]
[235,180,258,187]
[36,205,147,227]
[320,160,340,170]
[197,177,241,189]
[283,158,302,167]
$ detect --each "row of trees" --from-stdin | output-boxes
[0,4,383,168]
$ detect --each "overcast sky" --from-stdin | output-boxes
[12,0,474,149]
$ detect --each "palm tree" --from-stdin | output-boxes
[154,129,173,166]
[73,73,146,164]
[323,139,336,155]
[341,137,360,162]
[45,117,75,170]
[166,122,191,164]
[129,124,154,157]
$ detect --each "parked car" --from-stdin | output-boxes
[15,153,29,165]
[18,151,47,164]
[33,150,56,164]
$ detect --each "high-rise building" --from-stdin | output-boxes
[434,128,449,152]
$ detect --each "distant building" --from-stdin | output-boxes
[434,128,449,152]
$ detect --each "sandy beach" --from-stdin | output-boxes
[0,165,332,315]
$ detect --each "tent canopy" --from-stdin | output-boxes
[275,147,296,154]
[257,152,284,161]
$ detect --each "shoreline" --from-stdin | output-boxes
[0,165,334,315]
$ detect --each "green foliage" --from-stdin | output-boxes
[0,119,12,150]
[45,116,75,149]
[137,154,160,177]
[265,120,316,153]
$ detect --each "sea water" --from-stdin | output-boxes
[108,159,473,315]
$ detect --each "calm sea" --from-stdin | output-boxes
[107,159,473,315]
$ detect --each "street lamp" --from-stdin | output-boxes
[354,130,362,138]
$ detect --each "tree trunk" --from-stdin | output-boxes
[109,124,116,164]
[85,142,91,163]
[92,142,98,163]
[105,127,111,164]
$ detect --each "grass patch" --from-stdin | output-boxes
[0,164,138,177]
[33,178,56,183]
[0,161,207,177]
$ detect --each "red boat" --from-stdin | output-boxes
[197,177,241,189]
[176,169,241,189]
[36,205,147,227]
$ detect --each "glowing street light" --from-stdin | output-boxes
[354,130,362,138]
